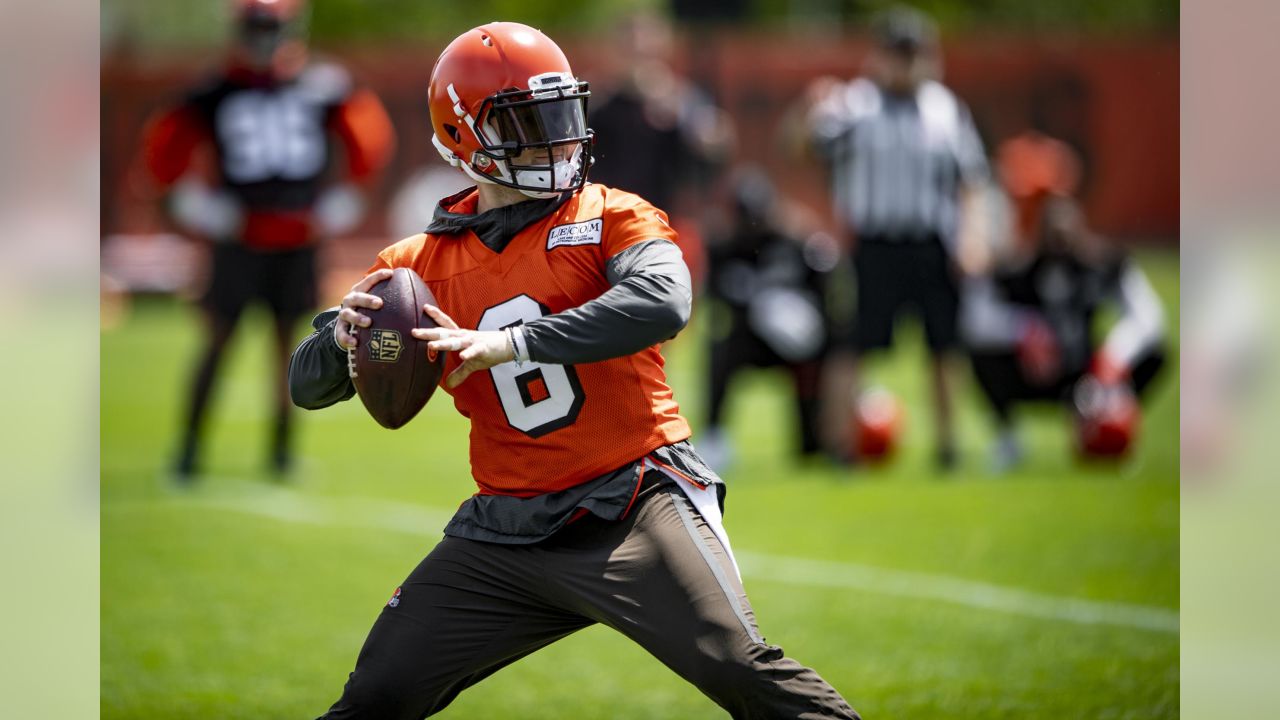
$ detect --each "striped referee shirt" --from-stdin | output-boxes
[809,78,988,248]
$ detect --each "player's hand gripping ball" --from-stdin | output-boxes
[411,306,516,391]
[340,267,446,429]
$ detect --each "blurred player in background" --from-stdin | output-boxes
[701,166,840,470]
[138,0,395,479]
[804,6,990,470]
[963,134,1166,469]
[588,11,735,288]
[289,23,857,719]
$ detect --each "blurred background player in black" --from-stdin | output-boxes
[138,0,395,479]
[700,166,840,470]
[587,11,735,288]
[804,6,990,470]
[962,133,1166,470]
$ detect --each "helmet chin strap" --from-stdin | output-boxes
[433,125,586,200]
[433,133,582,199]
[511,157,579,199]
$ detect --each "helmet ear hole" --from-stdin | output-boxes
[444,124,462,144]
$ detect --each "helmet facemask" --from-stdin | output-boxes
[440,72,594,199]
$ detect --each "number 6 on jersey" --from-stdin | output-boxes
[478,295,585,438]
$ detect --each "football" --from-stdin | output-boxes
[852,387,903,462]
[348,267,446,429]
[1072,377,1140,458]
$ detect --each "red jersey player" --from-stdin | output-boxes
[290,22,857,720]
[140,0,394,478]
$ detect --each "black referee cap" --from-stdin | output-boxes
[872,5,938,55]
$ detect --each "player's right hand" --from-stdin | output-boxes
[335,268,393,350]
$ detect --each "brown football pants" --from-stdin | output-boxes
[318,483,859,719]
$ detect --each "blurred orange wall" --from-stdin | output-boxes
[102,32,1177,244]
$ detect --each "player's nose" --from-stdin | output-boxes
[550,143,578,163]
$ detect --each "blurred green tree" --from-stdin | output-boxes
[103,0,1176,51]
[103,0,666,49]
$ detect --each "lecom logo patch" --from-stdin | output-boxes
[546,218,603,250]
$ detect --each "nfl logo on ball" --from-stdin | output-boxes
[368,329,403,363]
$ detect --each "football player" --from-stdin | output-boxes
[588,11,736,288]
[139,0,395,478]
[962,192,1167,470]
[289,23,858,720]
[701,166,838,470]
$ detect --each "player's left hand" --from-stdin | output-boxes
[412,304,515,389]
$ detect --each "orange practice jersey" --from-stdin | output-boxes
[369,184,693,497]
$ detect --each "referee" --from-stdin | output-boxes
[805,6,989,469]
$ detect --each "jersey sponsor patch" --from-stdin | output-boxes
[546,218,603,250]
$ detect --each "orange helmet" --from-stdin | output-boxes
[429,23,593,198]
[1072,376,1141,458]
[233,0,308,69]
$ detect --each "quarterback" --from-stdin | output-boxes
[289,22,858,719]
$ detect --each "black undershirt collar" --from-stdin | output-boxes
[425,188,572,254]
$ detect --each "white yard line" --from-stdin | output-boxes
[107,487,1178,634]
[733,552,1179,634]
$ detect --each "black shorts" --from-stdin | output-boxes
[201,243,317,321]
[850,237,959,354]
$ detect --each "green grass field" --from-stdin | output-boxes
[102,251,1179,719]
